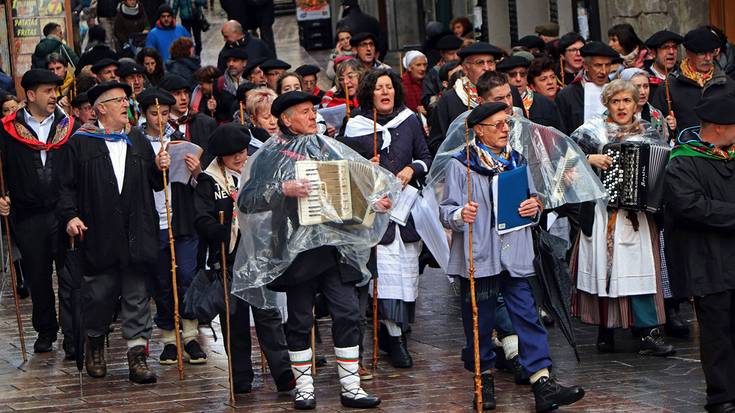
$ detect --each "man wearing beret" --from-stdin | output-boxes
[71,92,97,125]
[91,58,120,83]
[556,41,618,134]
[663,94,735,413]
[295,64,324,100]
[145,4,191,62]
[643,30,683,98]
[350,32,390,72]
[119,62,147,124]
[0,69,77,357]
[652,27,735,137]
[57,81,170,383]
[239,91,389,409]
[428,42,503,154]
[422,34,463,112]
[261,58,292,90]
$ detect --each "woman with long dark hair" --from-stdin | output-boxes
[608,23,647,69]
[137,47,166,86]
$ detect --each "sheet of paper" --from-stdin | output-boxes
[390,184,419,226]
[318,104,347,132]
[166,141,204,184]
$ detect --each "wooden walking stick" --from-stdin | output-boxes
[219,211,236,405]
[156,98,184,380]
[344,80,351,119]
[371,108,379,373]
[0,156,27,362]
[311,307,317,375]
[558,56,566,88]
[664,66,673,117]
[398,51,404,78]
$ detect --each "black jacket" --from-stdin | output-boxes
[555,81,584,135]
[193,168,237,268]
[57,127,163,274]
[663,145,735,297]
[175,112,216,167]
[216,35,275,73]
[77,45,118,75]
[427,88,467,155]
[166,57,201,90]
[526,92,566,132]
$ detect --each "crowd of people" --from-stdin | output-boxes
[2,1,735,412]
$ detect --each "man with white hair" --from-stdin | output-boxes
[57,81,170,384]
[217,20,274,73]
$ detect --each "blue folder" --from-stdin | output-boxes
[493,165,533,234]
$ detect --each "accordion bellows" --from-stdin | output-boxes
[295,160,379,227]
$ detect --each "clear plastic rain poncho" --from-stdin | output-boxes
[569,116,666,154]
[231,132,403,309]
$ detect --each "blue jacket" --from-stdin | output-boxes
[145,22,191,61]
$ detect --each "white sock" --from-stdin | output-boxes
[289,348,314,401]
[382,320,403,337]
[502,335,519,360]
[127,337,147,349]
[530,368,550,384]
[182,319,199,344]
[335,346,368,400]
[161,329,177,346]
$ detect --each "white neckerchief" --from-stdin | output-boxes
[343,107,414,151]
[453,77,479,109]
[98,120,127,194]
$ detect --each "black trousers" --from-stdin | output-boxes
[181,17,203,57]
[220,297,290,387]
[695,289,735,407]
[13,211,68,338]
[285,266,360,351]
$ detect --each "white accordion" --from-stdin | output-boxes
[294,160,380,227]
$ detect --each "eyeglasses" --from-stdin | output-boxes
[507,70,527,78]
[337,72,360,83]
[99,96,129,105]
[565,48,582,55]
[359,41,375,48]
[477,119,509,129]
[467,59,495,67]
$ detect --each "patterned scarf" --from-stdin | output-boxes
[453,139,520,177]
[679,58,713,87]
[670,126,735,161]
[1,109,74,151]
[453,77,480,109]
[73,122,132,145]
[521,89,534,118]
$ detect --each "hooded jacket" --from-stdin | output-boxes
[31,36,79,69]
[114,2,150,50]
[145,20,191,62]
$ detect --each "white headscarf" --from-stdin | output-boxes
[618,67,648,81]
[402,50,426,70]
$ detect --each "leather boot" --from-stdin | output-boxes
[335,346,381,408]
[387,335,412,368]
[596,326,614,353]
[85,335,107,378]
[664,307,690,338]
[639,327,676,357]
[289,348,316,410]
[127,345,157,384]
[472,373,496,410]
[532,376,585,412]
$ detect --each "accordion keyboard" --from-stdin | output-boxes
[295,160,352,225]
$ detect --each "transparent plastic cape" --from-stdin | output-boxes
[425,111,607,209]
[231,132,403,309]
[569,116,666,154]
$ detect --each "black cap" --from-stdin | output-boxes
[117,62,145,78]
[558,32,585,52]
[208,123,252,156]
[157,4,173,17]
[580,41,619,58]
[438,60,461,82]
[435,34,464,51]
[71,92,90,108]
[349,32,377,47]
[467,102,509,128]
[683,28,721,53]
[535,22,559,37]
[221,48,248,61]
[260,59,291,72]
[514,35,546,51]
[271,91,321,118]
[236,81,258,102]
[457,42,503,61]
[496,55,531,72]
[91,58,119,74]
[644,30,683,49]
[295,64,320,77]
[137,87,176,111]
[20,69,63,90]
[243,56,268,77]
[159,74,190,92]
[87,81,132,105]
[694,95,735,125]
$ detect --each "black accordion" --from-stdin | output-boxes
[598,142,670,213]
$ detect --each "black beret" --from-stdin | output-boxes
[683,28,721,53]
[558,32,585,52]
[221,48,248,61]
[435,34,464,51]
[438,60,461,82]
[349,32,377,47]
[236,81,257,102]
[157,4,173,16]
[243,56,268,77]
[457,42,503,61]
[580,41,619,58]
[294,64,320,77]
[20,69,62,89]
[159,74,190,92]
[644,30,683,49]
[208,123,252,156]
[496,55,531,72]
[514,35,546,51]
[137,87,176,111]
[694,94,735,125]
[467,102,509,128]
[71,92,90,108]
[91,58,119,74]
[535,22,559,37]
[271,91,321,118]
[117,62,145,78]
[87,81,132,105]
[260,59,291,72]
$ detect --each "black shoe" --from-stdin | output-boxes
[707,401,735,413]
[540,309,555,327]
[493,347,511,371]
[294,396,316,410]
[85,335,107,378]
[233,381,252,394]
[184,340,207,364]
[532,376,585,412]
[33,334,56,353]
[596,326,615,353]
[378,323,390,354]
[62,338,75,360]
[639,327,676,357]
[511,356,530,385]
[16,284,29,299]
[388,335,412,368]
[315,355,327,367]
[159,344,178,365]
[275,370,296,392]
[664,308,690,338]
[340,394,381,408]
[472,373,496,410]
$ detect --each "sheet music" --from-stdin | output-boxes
[166,141,204,184]
[318,104,347,132]
[390,185,419,226]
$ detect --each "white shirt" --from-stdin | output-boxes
[170,111,187,136]
[147,132,170,229]
[98,121,128,194]
[23,109,54,166]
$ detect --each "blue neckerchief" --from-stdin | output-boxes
[452,144,521,176]
[74,130,132,146]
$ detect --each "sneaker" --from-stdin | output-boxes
[359,363,373,381]
[159,344,178,365]
[639,327,676,357]
[184,340,207,364]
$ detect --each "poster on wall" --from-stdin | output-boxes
[295,0,330,22]
[5,0,73,93]
[0,4,11,76]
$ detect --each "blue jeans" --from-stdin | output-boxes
[153,230,199,330]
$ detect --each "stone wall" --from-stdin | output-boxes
[601,0,710,41]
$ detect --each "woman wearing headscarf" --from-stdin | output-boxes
[401,51,428,115]
[618,68,677,143]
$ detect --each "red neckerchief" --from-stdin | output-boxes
[1,110,74,151]
[169,113,192,141]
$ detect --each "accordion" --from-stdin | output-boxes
[294,160,379,227]
[599,142,670,213]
